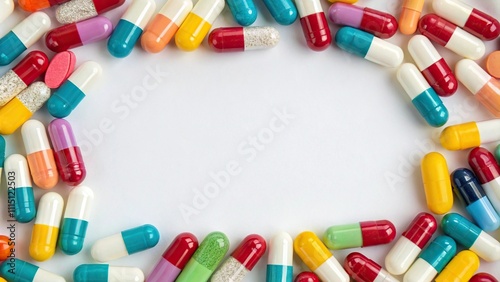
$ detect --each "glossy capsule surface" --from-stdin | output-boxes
[0,258,66,282]
[262,0,297,25]
[175,0,225,51]
[4,154,36,223]
[0,50,49,107]
[295,0,331,51]
[107,0,156,58]
[56,0,125,24]
[408,35,457,97]
[441,213,500,262]
[47,61,102,118]
[0,12,51,66]
[323,220,395,250]
[0,0,14,23]
[385,212,437,275]
[211,234,266,282]
[294,231,349,282]
[419,14,485,60]
[91,224,160,262]
[0,235,11,261]
[0,136,4,185]
[46,17,113,53]
[226,0,257,26]
[440,119,500,150]
[294,272,320,282]
[335,27,403,67]
[328,3,397,39]
[434,250,479,282]
[399,0,424,34]
[397,63,448,127]
[29,192,64,261]
[471,273,499,282]
[456,59,500,118]
[420,152,453,214]
[433,0,500,41]
[0,82,51,135]
[74,264,144,282]
[19,0,69,11]
[469,147,500,213]
[266,232,293,282]
[21,119,59,189]
[344,252,398,282]
[451,168,500,231]
[48,119,86,186]
[140,0,193,53]
[176,231,230,282]
[59,185,94,255]
[208,27,279,52]
[147,232,198,282]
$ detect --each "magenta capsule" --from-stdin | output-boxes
[328,3,398,39]
[208,27,279,52]
[45,16,113,53]
[344,252,398,282]
[47,119,86,186]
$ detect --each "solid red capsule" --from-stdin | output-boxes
[148,232,198,281]
[470,273,499,282]
[295,0,331,51]
[208,27,279,52]
[345,252,398,282]
[294,271,320,282]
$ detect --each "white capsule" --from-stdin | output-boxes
[4,154,36,223]
[385,236,422,275]
[0,0,14,23]
[191,0,224,24]
[408,35,442,71]
[295,0,322,17]
[12,12,52,48]
[398,63,431,99]
[122,0,156,29]
[403,258,437,282]
[158,0,193,26]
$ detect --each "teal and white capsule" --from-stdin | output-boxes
[47,61,102,118]
[403,235,456,282]
[74,264,144,282]
[441,213,500,262]
[4,154,36,223]
[335,26,403,68]
[107,0,156,58]
[227,0,257,26]
[0,12,51,66]
[397,63,449,127]
[91,224,160,262]
[0,258,66,282]
[266,232,293,282]
[59,185,94,255]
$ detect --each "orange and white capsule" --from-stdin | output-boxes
[141,0,193,53]
[29,192,64,261]
[21,120,58,189]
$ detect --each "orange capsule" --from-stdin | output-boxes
[19,0,70,12]
[399,0,425,35]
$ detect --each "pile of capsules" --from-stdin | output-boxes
[1,0,500,279]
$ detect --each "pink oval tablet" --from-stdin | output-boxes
[45,51,76,89]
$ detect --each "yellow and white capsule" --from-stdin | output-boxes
[435,250,479,282]
[174,0,224,51]
[0,82,51,135]
[29,192,64,261]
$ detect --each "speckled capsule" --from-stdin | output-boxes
[208,27,279,52]
[56,0,125,24]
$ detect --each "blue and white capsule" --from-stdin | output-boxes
[4,154,36,223]
[0,258,66,282]
[74,264,144,282]
[451,168,500,232]
[441,213,500,262]
[107,0,156,58]
[59,185,94,255]
[262,0,297,25]
[91,224,160,262]
[335,26,403,68]
[227,0,257,26]
[403,235,456,282]
[397,63,448,127]
[0,12,51,66]
[266,232,293,282]
[47,61,102,118]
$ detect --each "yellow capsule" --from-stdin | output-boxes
[293,231,349,282]
[29,192,64,261]
[440,120,500,150]
[421,152,453,214]
[0,82,50,135]
[399,0,425,35]
[435,250,479,282]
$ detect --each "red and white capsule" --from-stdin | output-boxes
[408,35,457,97]
[468,147,500,213]
[419,14,485,60]
[385,212,437,275]
[208,27,279,52]
[211,234,266,282]
[295,0,331,51]
[0,51,49,107]
[345,252,398,282]
[432,0,500,41]
[295,272,320,282]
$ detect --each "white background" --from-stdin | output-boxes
[1,0,500,280]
